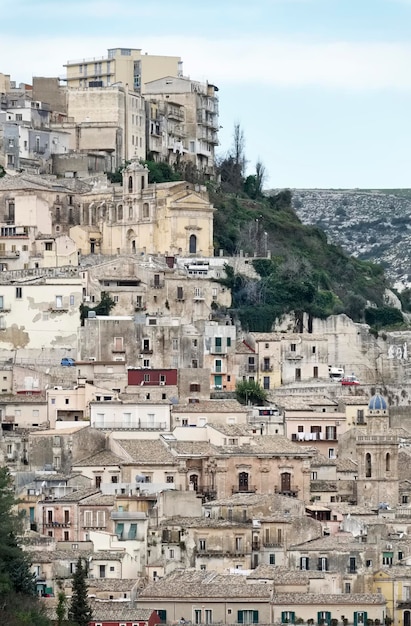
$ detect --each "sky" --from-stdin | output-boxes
[0,0,411,188]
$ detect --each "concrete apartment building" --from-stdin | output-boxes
[145,76,219,174]
[64,85,146,167]
[64,47,182,93]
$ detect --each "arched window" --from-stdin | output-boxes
[189,234,197,254]
[141,175,145,190]
[128,176,133,192]
[132,240,136,253]
[117,205,123,221]
[143,203,149,218]
[404,611,410,626]
[189,474,198,492]
[128,205,133,219]
[365,453,372,478]
[386,453,391,472]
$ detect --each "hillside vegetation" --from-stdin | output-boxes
[135,125,403,332]
[210,185,396,332]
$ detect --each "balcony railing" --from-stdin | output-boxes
[111,511,144,520]
[150,280,164,289]
[232,485,257,494]
[44,521,71,528]
[274,487,299,498]
[261,364,273,372]
[93,421,167,430]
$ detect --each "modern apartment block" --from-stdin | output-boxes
[64,48,182,93]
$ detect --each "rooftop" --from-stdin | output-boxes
[271,592,385,605]
[73,449,125,467]
[173,399,248,413]
[115,438,175,465]
[139,569,272,599]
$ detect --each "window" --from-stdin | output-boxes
[300,556,309,570]
[205,610,213,624]
[383,551,393,566]
[16,287,22,299]
[386,453,391,472]
[281,612,295,625]
[190,383,201,392]
[357,409,365,425]
[365,452,372,477]
[55,295,63,309]
[172,338,179,350]
[311,472,318,480]
[237,610,259,624]
[194,609,202,624]
[177,286,184,300]
[318,556,328,571]
[328,448,335,459]
[313,366,319,378]
[128,523,137,539]
[169,549,174,558]
[84,510,92,527]
[96,511,105,527]
[295,368,301,380]
[143,203,149,218]
[166,476,174,483]
[198,539,206,550]
[269,553,275,564]
[143,359,150,367]
[45,242,53,251]
[192,359,198,368]
[326,426,337,440]
[345,582,351,593]
[64,530,69,541]
[70,295,75,306]
[263,376,270,390]
[99,564,106,578]
[290,343,296,352]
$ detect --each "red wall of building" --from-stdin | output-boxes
[128,369,178,386]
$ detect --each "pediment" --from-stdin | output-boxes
[170,192,212,210]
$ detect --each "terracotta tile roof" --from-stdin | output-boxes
[79,492,116,506]
[73,450,125,467]
[29,550,126,563]
[247,565,314,583]
[290,533,364,551]
[336,458,358,472]
[311,452,337,467]
[236,340,255,354]
[166,441,217,456]
[205,493,304,513]
[159,516,251,529]
[139,569,272,599]
[208,423,254,436]
[277,397,337,410]
[271,592,385,605]
[174,400,248,413]
[115,438,176,465]
[40,487,100,502]
[215,435,311,456]
[252,332,327,342]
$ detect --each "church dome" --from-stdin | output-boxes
[368,394,387,411]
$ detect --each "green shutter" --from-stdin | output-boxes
[157,610,167,623]
[253,611,259,624]
[238,611,244,624]
[115,522,124,539]
[227,337,231,347]
[318,612,322,625]
[291,613,296,624]
[326,612,331,625]
[128,523,137,539]
[364,613,368,626]
[282,612,287,623]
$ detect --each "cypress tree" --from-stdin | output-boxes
[68,557,92,626]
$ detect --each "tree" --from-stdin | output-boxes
[218,123,247,194]
[56,580,68,626]
[236,379,267,405]
[68,558,92,626]
[80,291,115,325]
[0,467,49,624]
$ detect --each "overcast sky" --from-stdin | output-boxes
[1,0,410,188]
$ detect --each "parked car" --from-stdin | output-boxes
[341,375,360,386]
[61,357,75,367]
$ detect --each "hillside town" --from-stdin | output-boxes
[2,47,411,626]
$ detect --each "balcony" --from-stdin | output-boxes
[167,107,184,121]
[285,352,303,360]
[252,541,260,550]
[93,421,167,430]
[210,345,227,355]
[261,363,273,372]
[232,485,257,494]
[150,279,164,289]
[0,250,19,258]
[44,521,71,528]
[141,348,153,355]
[111,511,143,520]
[263,542,282,548]
[274,487,299,498]
[246,365,256,373]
